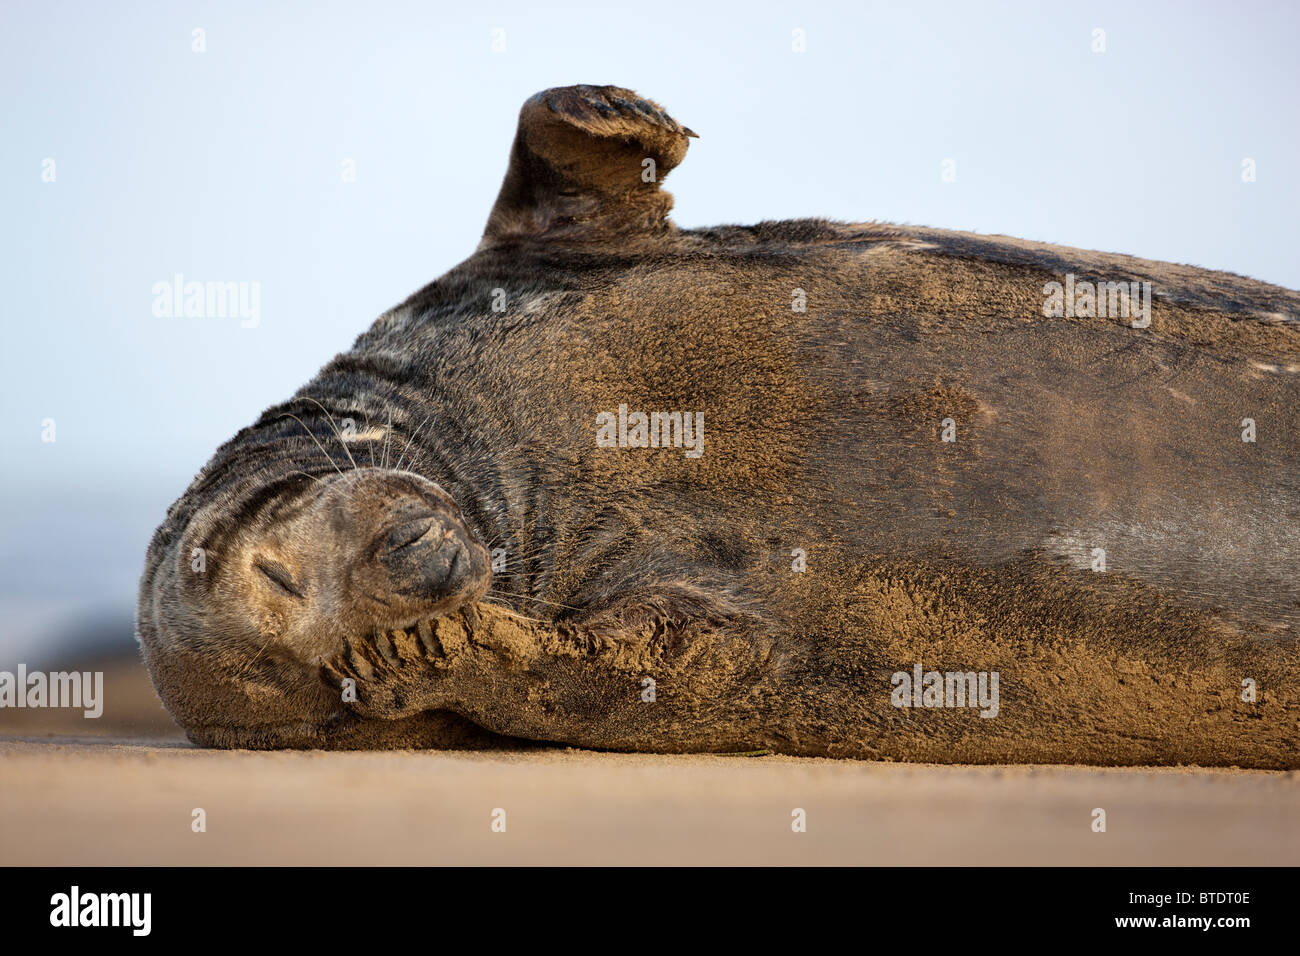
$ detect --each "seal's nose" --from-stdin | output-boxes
[380,515,440,554]
[377,514,476,602]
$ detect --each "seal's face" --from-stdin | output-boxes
[139,469,492,747]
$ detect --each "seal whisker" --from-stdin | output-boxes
[486,540,549,558]
[383,409,392,469]
[491,549,552,568]
[287,471,329,487]
[285,470,361,505]
[485,589,580,611]
[361,413,376,469]
[277,413,347,478]
[393,414,434,473]
[235,628,278,681]
[477,600,547,625]
[301,396,358,471]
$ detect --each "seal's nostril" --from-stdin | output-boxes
[381,516,438,555]
[374,525,479,605]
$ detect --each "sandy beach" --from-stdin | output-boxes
[1,660,1296,866]
[4,739,1298,866]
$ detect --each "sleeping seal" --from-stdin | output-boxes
[137,85,1300,766]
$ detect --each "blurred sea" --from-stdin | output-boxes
[0,473,187,669]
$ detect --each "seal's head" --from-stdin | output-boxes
[137,467,491,748]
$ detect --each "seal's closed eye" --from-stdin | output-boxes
[255,559,302,598]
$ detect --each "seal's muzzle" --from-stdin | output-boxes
[377,511,486,604]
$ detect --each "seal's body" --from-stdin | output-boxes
[138,86,1300,766]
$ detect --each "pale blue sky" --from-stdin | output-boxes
[1,0,1297,659]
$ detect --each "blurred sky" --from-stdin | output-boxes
[1,0,1297,662]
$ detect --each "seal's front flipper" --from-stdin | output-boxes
[320,599,774,753]
[481,85,697,246]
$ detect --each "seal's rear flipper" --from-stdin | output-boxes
[481,85,697,247]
